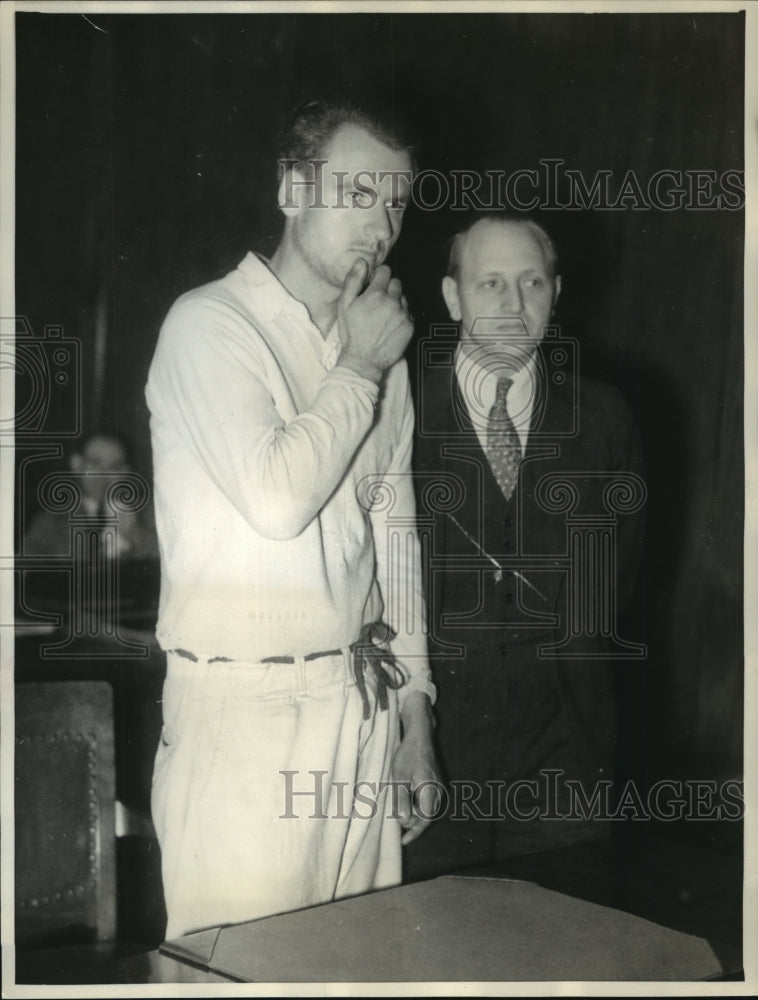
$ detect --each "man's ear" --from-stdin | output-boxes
[552,274,562,311]
[277,168,308,218]
[441,276,462,322]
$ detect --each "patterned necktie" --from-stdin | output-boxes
[485,376,522,501]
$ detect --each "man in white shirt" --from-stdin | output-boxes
[406,214,645,879]
[146,101,439,938]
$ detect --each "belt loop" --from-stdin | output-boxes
[296,654,307,697]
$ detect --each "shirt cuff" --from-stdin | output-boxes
[329,364,382,399]
[397,668,437,710]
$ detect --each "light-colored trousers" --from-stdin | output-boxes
[151,649,401,939]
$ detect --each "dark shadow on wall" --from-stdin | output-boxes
[14,10,744,856]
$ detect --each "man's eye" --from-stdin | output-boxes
[349,190,373,207]
[524,278,544,288]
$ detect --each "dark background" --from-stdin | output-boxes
[14,12,744,829]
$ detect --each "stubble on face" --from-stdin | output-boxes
[290,124,413,293]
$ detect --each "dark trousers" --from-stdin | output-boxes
[405,644,615,881]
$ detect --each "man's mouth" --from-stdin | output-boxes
[352,246,379,261]
[470,316,531,338]
[494,316,529,331]
[350,247,384,287]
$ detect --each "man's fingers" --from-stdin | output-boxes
[368,263,392,292]
[395,781,413,827]
[339,258,368,309]
[400,814,432,846]
[415,780,442,820]
[395,780,443,846]
[387,277,403,300]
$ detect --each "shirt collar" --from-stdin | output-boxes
[455,342,538,426]
[321,323,342,369]
[237,252,299,322]
[237,251,341,366]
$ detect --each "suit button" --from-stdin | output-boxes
[498,643,509,656]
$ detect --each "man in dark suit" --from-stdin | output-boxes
[406,214,645,880]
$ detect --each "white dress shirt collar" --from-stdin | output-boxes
[238,251,341,368]
[454,343,539,454]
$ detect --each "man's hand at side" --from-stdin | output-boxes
[392,691,442,846]
[337,261,414,384]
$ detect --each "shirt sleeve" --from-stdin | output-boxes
[369,366,437,710]
[146,294,380,541]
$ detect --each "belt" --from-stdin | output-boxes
[171,621,404,720]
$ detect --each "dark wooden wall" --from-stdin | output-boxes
[15,12,744,791]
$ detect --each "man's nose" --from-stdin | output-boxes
[365,203,393,244]
[500,281,524,313]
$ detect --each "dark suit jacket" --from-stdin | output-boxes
[413,338,645,787]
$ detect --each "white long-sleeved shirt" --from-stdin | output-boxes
[145,252,434,706]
